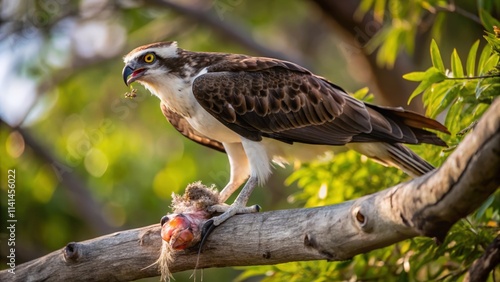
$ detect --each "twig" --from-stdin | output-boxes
[445,73,500,80]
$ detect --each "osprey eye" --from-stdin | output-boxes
[144,53,155,63]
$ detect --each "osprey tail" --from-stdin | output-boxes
[347,142,436,177]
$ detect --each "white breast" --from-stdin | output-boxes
[141,72,242,143]
[142,74,196,117]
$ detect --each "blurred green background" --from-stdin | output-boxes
[0,0,497,281]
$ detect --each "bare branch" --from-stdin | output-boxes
[464,235,500,282]
[2,98,498,281]
[433,2,482,24]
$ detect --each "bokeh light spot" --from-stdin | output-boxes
[33,164,57,203]
[84,148,109,177]
[6,130,25,158]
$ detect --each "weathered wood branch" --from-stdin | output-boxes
[2,98,499,281]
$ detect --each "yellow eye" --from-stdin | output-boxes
[144,53,155,63]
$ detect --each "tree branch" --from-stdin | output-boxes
[464,235,500,282]
[2,98,499,281]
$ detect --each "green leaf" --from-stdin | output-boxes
[473,103,492,119]
[420,1,435,12]
[444,97,464,134]
[466,40,480,76]
[478,44,493,74]
[432,84,460,118]
[451,49,464,77]
[365,25,390,54]
[482,53,499,72]
[377,27,403,68]
[430,39,445,72]
[484,31,500,54]
[408,67,446,103]
[409,82,427,104]
[351,87,371,100]
[430,12,446,42]
[478,0,494,11]
[479,9,500,32]
[374,0,386,22]
[389,0,404,19]
[424,79,456,116]
[474,194,495,221]
[403,71,426,81]
[354,0,376,20]
[475,82,490,99]
[476,77,500,100]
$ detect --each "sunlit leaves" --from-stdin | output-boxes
[405,67,446,103]
[474,193,497,222]
[286,150,404,208]
[478,44,493,75]
[403,34,500,139]
[479,9,500,32]
[355,0,453,68]
[355,0,386,22]
[451,49,464,77]
[354,0,500,69]
[430,39,445,72]
[397,31,500,281]
[367,23,415,68]
[466,40,480,76]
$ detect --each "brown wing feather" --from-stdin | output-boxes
[192,57,448,147]
[160,103,225,153]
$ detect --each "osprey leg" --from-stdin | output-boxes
[200,177,260,245]
[208,176,260,226]
[218,142,250,203]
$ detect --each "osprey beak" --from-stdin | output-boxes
[122,65,133,86]
[122,64,146,86]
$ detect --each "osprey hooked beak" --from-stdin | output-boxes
[123,51,159,86]
[122,62,147,86]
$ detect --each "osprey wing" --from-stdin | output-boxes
[161,103,225,153]
[192,57,447,146]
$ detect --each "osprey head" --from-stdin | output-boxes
[122,41,179,86]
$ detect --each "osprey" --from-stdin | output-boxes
[122,41,448,229]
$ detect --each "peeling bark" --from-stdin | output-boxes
[2,99,498,281]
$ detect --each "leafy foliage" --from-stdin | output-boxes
[357,0,500,68]
[404,34,500,158]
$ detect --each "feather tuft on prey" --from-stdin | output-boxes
[155,182,220,281]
